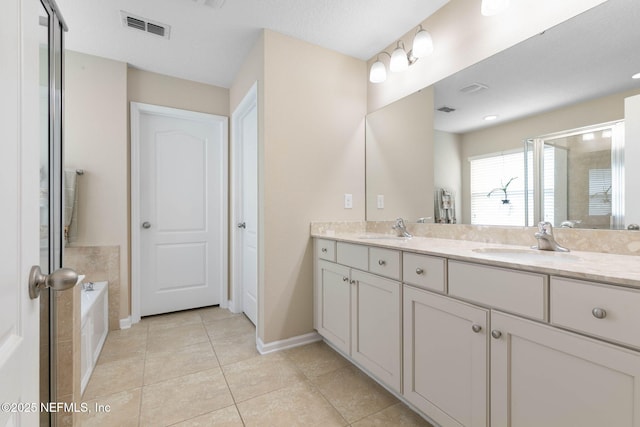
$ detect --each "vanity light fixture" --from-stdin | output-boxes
[369,25,434,83]
[481,0,510,16]
[484,115,499,121]
[390,41,411,72]
[369,54,389,83]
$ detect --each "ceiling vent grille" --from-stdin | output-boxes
[437,106,456,113]
[459,83,488,94]
[120,11,171,40]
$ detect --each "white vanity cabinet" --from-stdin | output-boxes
[490,310,640,427]
[313,235,640,427]
[403,286,488,427]
[314,240,402,392]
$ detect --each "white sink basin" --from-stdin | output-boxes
[472,247,580,264]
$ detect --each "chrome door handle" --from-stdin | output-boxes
[142,221,151,229]
[29,266,78,299]
[471,324,482,333]
[491,330,502,339]
[238,222,246,229]
[415,268,424,275]
[378,259,386,266]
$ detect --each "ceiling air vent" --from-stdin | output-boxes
[459,83,488,94]
[120,11,171,40]
[437,106,456,113]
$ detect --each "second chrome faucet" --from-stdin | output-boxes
[533,221,569,252]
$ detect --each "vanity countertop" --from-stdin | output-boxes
[311,231,640,289]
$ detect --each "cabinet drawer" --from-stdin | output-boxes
[448,261,548,320]
[403,252,446,292]
[369,247,401,280]
[316,239,336,262]
[337,242,368,271]
[551,277,640,349]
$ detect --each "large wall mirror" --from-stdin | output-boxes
[365,0,640,229]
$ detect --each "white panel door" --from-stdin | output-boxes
[233,84,258,325]
[0,0,40,424]
[135,103,227,317]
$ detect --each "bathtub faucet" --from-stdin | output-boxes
[83,282,95,291]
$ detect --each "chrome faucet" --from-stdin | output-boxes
[392,217,412,238]
[560,219,582,228]
[533,221,569,252]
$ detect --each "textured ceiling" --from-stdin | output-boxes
[56,0,449,88]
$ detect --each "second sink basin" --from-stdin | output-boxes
[472,247,580,264]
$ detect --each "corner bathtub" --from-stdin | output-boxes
[80,281,108,395]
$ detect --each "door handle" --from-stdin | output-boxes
[238,222,246,229]
[29,266,78,299]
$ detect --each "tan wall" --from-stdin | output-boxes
[128,68,229,116]
[64,51,129,322]
[460,88,640,223]
[367,0,607,112]
[261,30,366,343]
[366,89,434,221]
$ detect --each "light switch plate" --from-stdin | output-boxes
[377,195,384,209]
[344,193,353,209]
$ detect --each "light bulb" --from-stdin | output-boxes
[369,60,387,83]
[390,46,408,72]
[412,29,433,58]
[481,0,510,16]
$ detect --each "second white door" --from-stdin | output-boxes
[133,103,227,317]
[233,84,258,325]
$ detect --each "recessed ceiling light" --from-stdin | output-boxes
[633,72,640,79]
[484,115,498,121]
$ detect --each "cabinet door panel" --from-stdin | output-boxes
[404,286,488,427]
[316,260,351,354]
[491,311,640,427]
[351,270,401,392]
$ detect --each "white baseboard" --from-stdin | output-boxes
[119,316,132,330]
[257,332,322,354]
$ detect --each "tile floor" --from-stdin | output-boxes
[77,306,433,426]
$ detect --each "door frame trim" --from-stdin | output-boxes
[130,102,228,323]
[230,82,258,315]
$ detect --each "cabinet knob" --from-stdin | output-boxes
[471,324,482,333]
[342,277,349,282]
[491,330,502,339]
[350,280,356,285]
[592,307,607,319]
[321,248,328,253]
[415,268,424,275]
[378,259,386,266]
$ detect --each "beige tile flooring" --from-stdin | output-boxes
[77,306,433,427]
